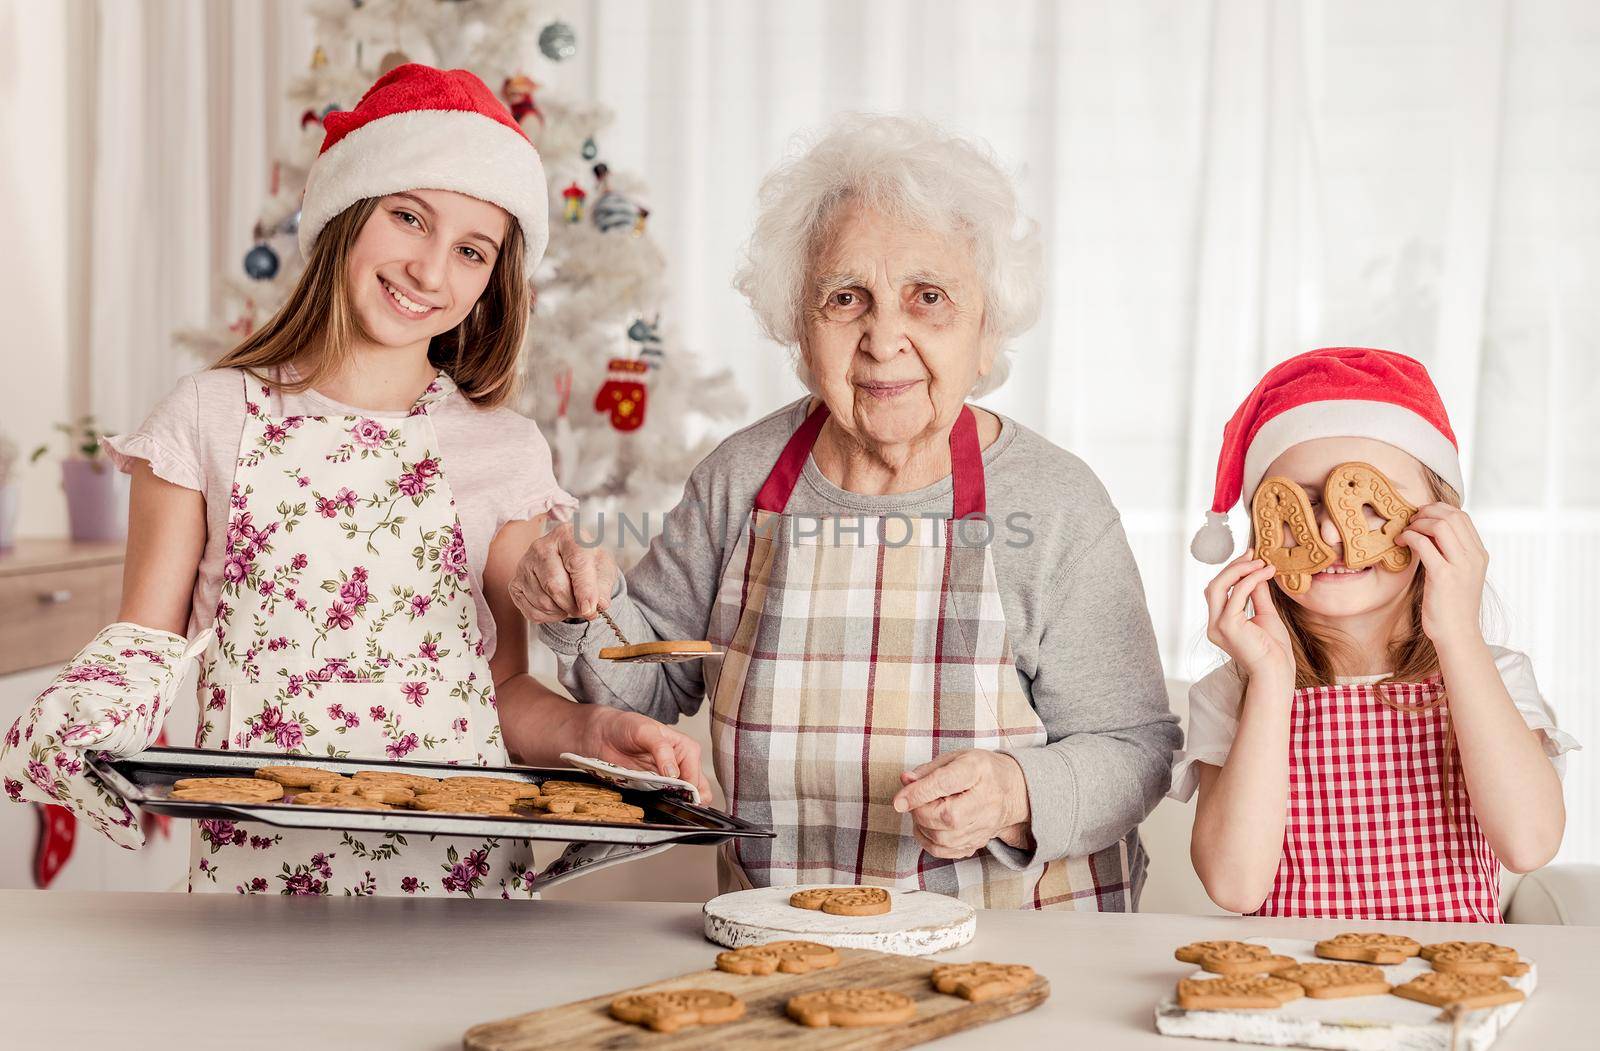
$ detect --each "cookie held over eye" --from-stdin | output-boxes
[1391,971,1525,1010]
[1176,975,1305,1011]
[715,940,841,976]
[789,886,892,916]
[1277,963,1391,999]
[787,989,916,1027]
[609,989,745,1034]
[930,962,1037,1002]
[1315,933,1421,964]
[1421,942,1531,978]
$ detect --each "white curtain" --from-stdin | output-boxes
[73,0,314,431]
[575,0,1600,861]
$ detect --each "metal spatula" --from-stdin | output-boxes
[594,609,715,663]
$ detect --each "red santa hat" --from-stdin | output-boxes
[299,63,548,278]
[1190,347,1463,563]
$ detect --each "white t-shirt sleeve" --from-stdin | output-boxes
[1489,646,1581,778]
[1168,662,1247,802]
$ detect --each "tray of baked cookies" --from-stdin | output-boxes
[88,747,773,847]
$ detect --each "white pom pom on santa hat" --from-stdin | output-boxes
[1190,347,1464,565]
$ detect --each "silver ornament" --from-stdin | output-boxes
[581,137,598,161]
[539,21,577,61]
[592,191,640,233]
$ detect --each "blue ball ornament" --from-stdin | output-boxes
[243,243,280,280]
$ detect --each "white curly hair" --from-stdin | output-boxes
[732,113,1043,398]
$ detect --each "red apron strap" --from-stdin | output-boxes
[950,405,986,520]
[754,402,988,518]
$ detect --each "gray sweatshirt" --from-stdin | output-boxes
[541,398,1180,873]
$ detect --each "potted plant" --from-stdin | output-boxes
[0,431,19,551]
[31,416,127,543]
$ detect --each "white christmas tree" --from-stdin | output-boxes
[179,0,743,557]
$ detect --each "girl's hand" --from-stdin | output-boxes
[578,704,711,796]
[508,521,620,624]
[890,750,1032,859]
[1205,549,1295,686]
[1397,503,1488,650]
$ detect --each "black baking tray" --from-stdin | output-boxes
[89,747,772,847]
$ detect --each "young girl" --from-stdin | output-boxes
[1175,347,1577,921]
[1,64,705,897]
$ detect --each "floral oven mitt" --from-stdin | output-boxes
[1,623,208,849]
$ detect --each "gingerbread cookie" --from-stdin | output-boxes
[329,782,415,805]
[609,989,745,1034]
[351,770,441,793]
[169,787,285,804]
[789,886,892,916]
[715,940,841,976]
[171,777,284,800]
[536,780,622,800]
[1176,975,1305,1011]
[787,989,916,1027]
[1252,477,1337,594]
[1198,945,1297,977]
[1315,933,1421,964]
[1278,963,1390,999]
[254,765,345,789]
[290,791,392,810]
[1392,971,1525,1010]
[1175,940,1260,965]
[411,794,513,815]
[930,962,1037,1002]
[438,776,542,800]
[1421,942,1530,978]
[1325,462,1416,572]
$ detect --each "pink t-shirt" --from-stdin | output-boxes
[104,367,575,659]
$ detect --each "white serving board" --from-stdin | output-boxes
[1154,937,1536,1051]
[703,884,976,956]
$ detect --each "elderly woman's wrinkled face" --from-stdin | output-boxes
[802,204,995,451]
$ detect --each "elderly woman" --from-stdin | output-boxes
[512,115,1179,910]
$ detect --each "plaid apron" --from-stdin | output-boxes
[1254,679,1501,922]
[705,403,1139,910]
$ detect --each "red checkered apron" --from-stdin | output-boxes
[1254,678,1501,922]
[704,403,1140,910]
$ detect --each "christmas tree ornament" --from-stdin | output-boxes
[581,136,598,161]
[593,191,640,233]
[503,74,543,127]
[281,208,301,236]
[562,182,587,223]
[301,108,322,130]
[627,317,664,369]
[633,206,650,236]
[538,20,578,61]
[320,103,343,122]
[594,358,650,431]
[243,243,280,280]
[378,49,411,76]
[311,45,329,70]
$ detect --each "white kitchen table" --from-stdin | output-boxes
[2,890,1595,1049]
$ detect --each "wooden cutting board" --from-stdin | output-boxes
[463,946,1049,1050]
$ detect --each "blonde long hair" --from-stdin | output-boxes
[215,198,528,407]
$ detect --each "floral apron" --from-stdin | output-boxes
[1253,679,1501,922]
[705,403,1140,911]
[186,371,538,897]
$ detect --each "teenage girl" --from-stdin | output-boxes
[2,64,705,897]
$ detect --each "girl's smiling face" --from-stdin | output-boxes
[345,188,510,352]
[1259,437,1432,618]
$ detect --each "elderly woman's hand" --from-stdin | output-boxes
[890,750,1032,860]
[509,521,620,624]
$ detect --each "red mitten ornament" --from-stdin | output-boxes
[594,358,649,431]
